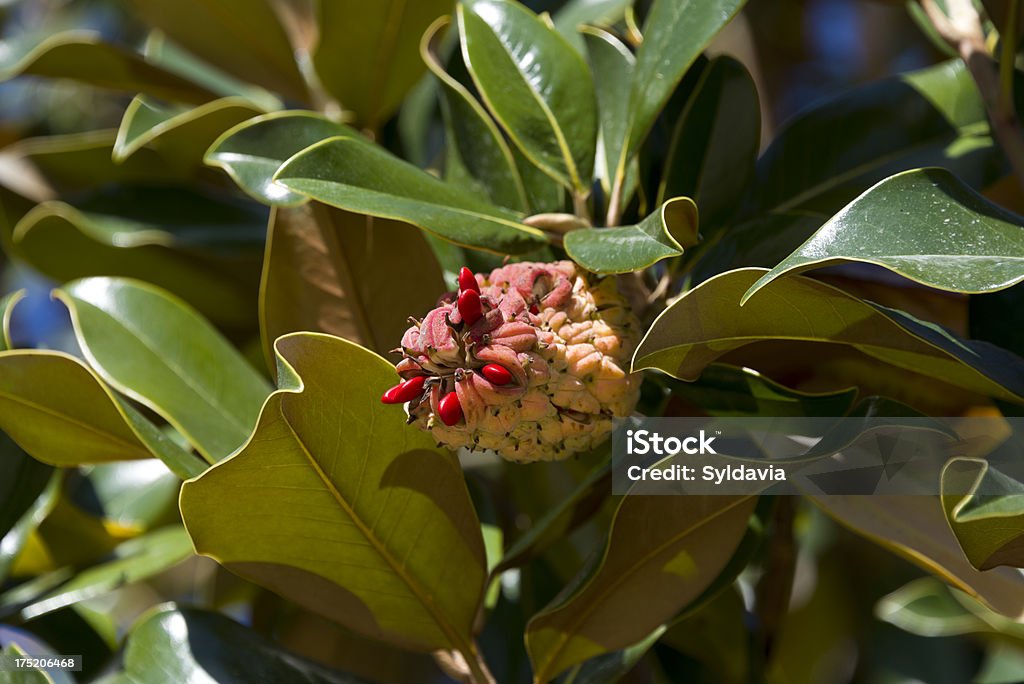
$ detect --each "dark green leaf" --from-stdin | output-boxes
[274,136,548,254]
[55,278,271,462]
[942,458,1024,570]
[205,110,359,206]
[0,30,216,103]
[0,350,202,479]
[976,643,1024,684]
[458,0,598,192]
[314,0,454,128]
[180,333,487,652]
[635,268,1024,403]
[619,0,746,169]
[0,475,59,583]
[125,0,309,101]
[581,28,634,198]
[0,434,53,543]
[114,96,265,166]
[526,495,756,681]
[554,0,631,53]
[564,197,698,273]
[108,606,371,684]
[751,59,1001,216]
[423,17,530,212]
[71,460,181,532]
[261,204,445,365]
[659,55,760,231]
[744,169,1024,303]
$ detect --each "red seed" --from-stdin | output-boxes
[438,392,463,426]
[380,376,426,404]
[458,289,482,326]
[480,363,512,385]
[458,267,479,293]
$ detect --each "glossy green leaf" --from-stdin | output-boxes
[108,606,371,684]
[55,278,271,462]
[458,0,598,192]
[314,0,454,129]
[260,204,445,365]
[8,199,262,328]
[12,527,193,621]
[0,30,216,103]
[181,333,487,653]
[125,0,309,102]
[581,28,634,197]
[634,268,1024,404]
[660,364,858,417]
[811,495,1024,618]
[564,197,698,274]
[744,169,1024,303]
[659,55,760,230]
[274,136,548,254]
[750,59,1001,216]
[423,17,530,212]
[114,96,264,165]
[0,350,202,479]
[942,458,1024,570]
[70,460,181,532]
[526,494,756,682]
[554,0,631,53]
[618,0,746,172]
[0,290,23,350]
[205,111,359,206]
[876,577,1010,637]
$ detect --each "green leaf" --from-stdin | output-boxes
[581,28,634,197]
[313,0,454,129]
[11,526,193,621]
[71,460,181,532]
[743,169,1024,303]
[660,364,858,417]
[261,204,445,364]
[0,434,53,543]
[0,30,217,103]
[811,495,1024,618]
[750,59,1001,216]
[125,0,309,102]
[8,198,262,328]
[114,96,265,165]
[458,0,598,192]
[54,278,271,462]
[0,290,23,350]
[0,350,202,479]
[564,197,698,274]
[0,474,59,583]
[108,606,371,684]
[274,136,548,254]
[205,110,359,206]
[0,644,52,684]
[180,333,487,652]
[876,577,995,637]
[634,268,1024,404]
[659,55,760,231]
[553,0,631,53]
[942,458,1024,570]
[526,494,756,682]
[618,0,746,170]
[423,17,530,212]
[976,643,1024,684]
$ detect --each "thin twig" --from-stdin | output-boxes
[999,0,1020,120]
[920,0,1024,191]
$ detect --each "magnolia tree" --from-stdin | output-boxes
[0,0,1023,682]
